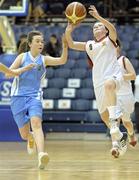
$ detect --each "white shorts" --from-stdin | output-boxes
[117,94,135,121]
[94,76,124,114]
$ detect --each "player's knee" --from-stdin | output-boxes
[31,119,42,130]
[104,80,115,91]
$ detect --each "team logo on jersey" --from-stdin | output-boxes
[37,65,41,71]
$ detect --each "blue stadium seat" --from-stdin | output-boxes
[75,59,89,69]
[82,78,93,88]
[77,88,94,99]
[71,99,92,111]
[61,59,75,69]
[0,53,17,66]
[122,42,130,51]
[54,68,71,78]
[48,78,66,88]
[86,111,101,123]
[71,68,87,78]
[43,88,61,99]
[131,41,139,49]
[120,31,134,42]
[68,50,80,59]
[130,59,139,69]
[127,50,139,59]
[78,52,88,59]
[46,67,54,78]
[86,69,92,78]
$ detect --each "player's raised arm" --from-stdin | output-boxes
[65,23,86,51]
[89,5,117,43]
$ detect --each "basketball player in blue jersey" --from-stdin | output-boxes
[0,62,34,76]
[8,31,68,169]
[65,5,128,158]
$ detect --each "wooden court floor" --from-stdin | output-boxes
[0,137,139,180]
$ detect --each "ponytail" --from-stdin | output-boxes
[18,40,29,54]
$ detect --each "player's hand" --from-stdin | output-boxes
[20,63,36,74]
[12,63,36,76]
[88,5,100,19]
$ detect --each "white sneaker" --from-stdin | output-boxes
[128,133,137,147]
[38,152,49,169]
[111,145,120,158]
[118,132,128,156]
[27,132,36,155]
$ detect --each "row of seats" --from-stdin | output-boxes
[46,68,92,79]
[42,99,96,111]
[43,87,94,100]
[12,24,139,43]
[43,78,93,88]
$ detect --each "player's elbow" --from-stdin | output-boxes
[67,41,74,49]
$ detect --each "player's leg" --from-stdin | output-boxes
[29,98,49,169]
[30,116,49,169]
[18,123,36,154]
[118,95,137,147]
[11,96,36,155]
[103,79,123,140]
[101,110,120,158]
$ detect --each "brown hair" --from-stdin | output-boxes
[27,31,43,44]
[116,38,121,48]
[17,31,44,54]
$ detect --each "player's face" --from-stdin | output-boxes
[29,35,44,53]
[93,22,107,37]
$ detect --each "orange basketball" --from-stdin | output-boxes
[65,2,87,24]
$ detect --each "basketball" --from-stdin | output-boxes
[65,2,87,24]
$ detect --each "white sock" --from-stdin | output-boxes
[112,141,119,147]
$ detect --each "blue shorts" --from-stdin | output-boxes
[10,96,42,128]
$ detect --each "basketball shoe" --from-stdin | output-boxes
[38,152,49,169]
[128,133,137,147]
[111,145,120,158]
[118,132,128,156]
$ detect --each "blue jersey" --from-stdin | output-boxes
[11,51,46,98]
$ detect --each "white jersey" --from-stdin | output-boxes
[86,36,122,88]
[117,56,133,95]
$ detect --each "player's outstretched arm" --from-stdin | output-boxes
[123,57,136,81]
[5,63,36,78]
[5,53,35,78]
[0,63,17,75]
[65,23,86,51]
[89,5,117,43]
[44,34,69,66]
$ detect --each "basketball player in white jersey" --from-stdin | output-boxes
[101,39,137,157]
[8,31,68,169]
[0,62,34,76]
[65,5,127,157]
